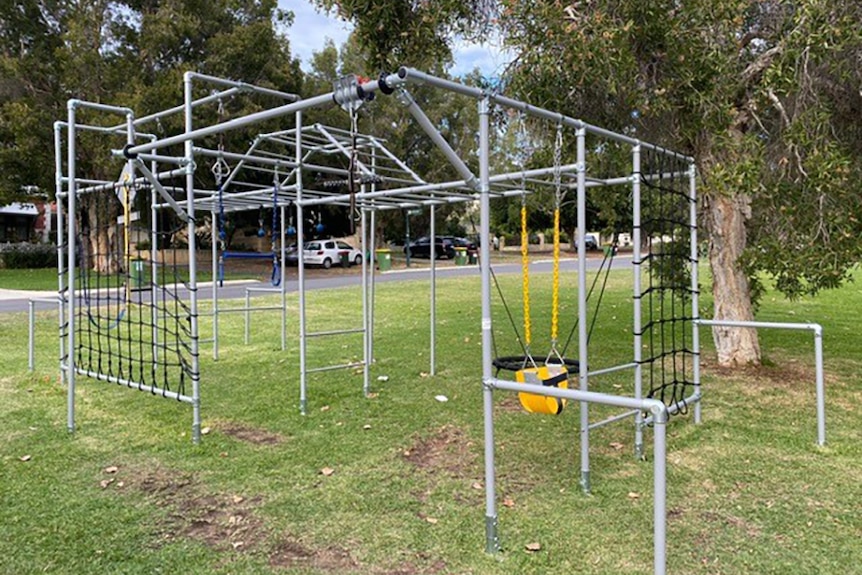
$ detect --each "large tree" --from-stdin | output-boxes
[0,0,302,203]
[0,0,302,269]
[328,0,862,366]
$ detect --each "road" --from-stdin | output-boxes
[0,254,631,314]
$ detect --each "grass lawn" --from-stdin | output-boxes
[1,266,859,574]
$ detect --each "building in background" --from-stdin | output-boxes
[0,201,55,243]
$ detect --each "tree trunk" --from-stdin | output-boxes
[86,196,122,275]
[707,193,761,366]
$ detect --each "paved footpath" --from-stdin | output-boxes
[0,254,630,314]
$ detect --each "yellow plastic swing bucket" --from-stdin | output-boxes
[516,364,569,415]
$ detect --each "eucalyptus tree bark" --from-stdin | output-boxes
[706,192,760,366]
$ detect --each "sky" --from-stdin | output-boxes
[280,0,513,78]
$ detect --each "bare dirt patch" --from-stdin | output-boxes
[269,537,359,572]
[380,559,447,575]
[401,425,477,479]
[219,421,284,445]
[131,466,267,553]
[497,394,525,413]
[701,355,815,389]
[700,510,761,539]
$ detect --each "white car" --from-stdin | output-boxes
[302,239,363,269]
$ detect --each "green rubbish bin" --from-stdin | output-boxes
[467,250,478,265]
[454,247,468,266]
[131,259,146,288]
[339,250,350,267]
[376,249,392,271]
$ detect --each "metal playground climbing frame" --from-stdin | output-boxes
[56,68,707,574]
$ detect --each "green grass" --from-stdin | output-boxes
[1,267,860,574]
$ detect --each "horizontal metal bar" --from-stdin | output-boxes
[396,67,693,162]
[186,71,300,101]
[695,319,821,333]
[135,153,190,166]
[214,306,284,314]
[306,362,365,374]
[123,87,241,130]
[487,377,668,419]
[75,368,195,404]
[307,328,365,338]
[125,73,404,156]
[588,409,640,431]
[296,162,581,208]
[244,287,284,294]
[587,362,638,378]
[29,297,61,305]
[69,99,132,116]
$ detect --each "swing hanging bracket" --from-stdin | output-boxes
[333,74,374,113]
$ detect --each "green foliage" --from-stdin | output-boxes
[497,0,862,304]
[0,0,303,203]
[0,242,57,269]
[313,0,495,72]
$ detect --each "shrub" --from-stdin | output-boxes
[0,242,58,269]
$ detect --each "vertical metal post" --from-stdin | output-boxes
[66,102,77,434]
[689,162,702,424]
[653,408,668,575]
[430,204,436,376]
[151,169,160,365]
[632,145,645,459]
[478,97,499,553]
[281,204,287,351]
[576,126,590,493]
[183,73,202,444]
[361,204,370,396]
[368,145,378,365]
[124,113,136,306]
[28,300,35,372]
[244,290,251,344]
[296,111,308,415]
[813,325,826,446]
[369,204,377,365]
[404,210,412,267]
[212,209,219,359]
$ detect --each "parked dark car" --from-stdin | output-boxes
[404,236,456,259]
[443,236,477,251]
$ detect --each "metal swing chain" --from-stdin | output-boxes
[271,167,281,287]
[548,123,564,365]
[348,106,361,231]
[213,98,231,251]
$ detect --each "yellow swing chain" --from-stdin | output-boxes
[549,123,564,362]
[521,192,531,352]
[517,112,536,367]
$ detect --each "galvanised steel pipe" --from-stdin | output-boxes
[694,318,826,445]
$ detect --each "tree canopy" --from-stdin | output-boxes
[497,0,862,364]
[0,0,302,204]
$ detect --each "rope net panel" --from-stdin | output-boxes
[73,182,197,400]
[636,150,697,415]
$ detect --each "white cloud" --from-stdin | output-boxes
[280,0,352,70]
[280,1,514,77]
[449,36,515,79]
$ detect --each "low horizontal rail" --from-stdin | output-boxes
[694,318,825,446]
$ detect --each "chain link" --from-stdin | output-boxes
[553,123,563,208]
